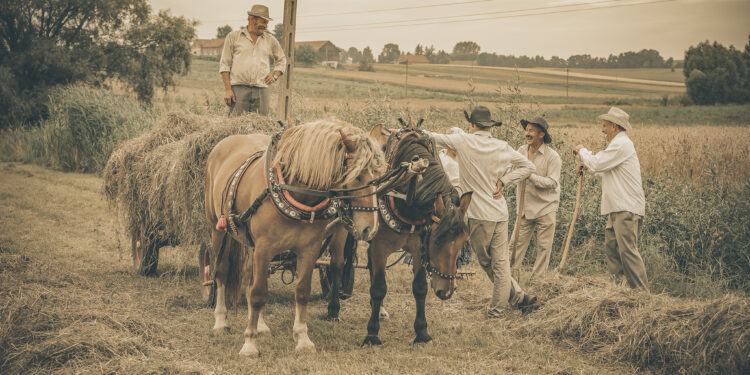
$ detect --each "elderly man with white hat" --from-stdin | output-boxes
[573,107,649,292]
[219,4,286,116]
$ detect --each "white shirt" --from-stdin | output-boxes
[430,130,536,222]
[219,29,287,87]
[579,132,646,216]
[438,150,460,187]
[515,143,562,219]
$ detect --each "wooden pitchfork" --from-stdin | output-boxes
[509,178,526,283]
[556,165,584,272]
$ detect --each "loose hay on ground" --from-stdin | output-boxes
[516,274,749,374]
[102,112,279,256]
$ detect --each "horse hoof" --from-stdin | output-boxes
[413,335,433,345]
[211,326,230,336]
[239,343,260,358]
[295,341,316,353]
[379,307,390,320]
[361,335,382,346]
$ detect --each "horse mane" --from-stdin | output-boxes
[432,202,467,248]
[390,133,453,214]
[273,119,386,190]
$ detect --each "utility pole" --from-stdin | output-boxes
[404,60,408,99]
[566,66,569,100]
[277,0,297,121]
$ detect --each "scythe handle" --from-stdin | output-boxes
[557,171,584,272]
[510,178,526,278]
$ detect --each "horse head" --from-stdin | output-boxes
[425,192,472,300]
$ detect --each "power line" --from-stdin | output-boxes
[297,0,497,18]
[297,0,678,33]
[301,0,630,31]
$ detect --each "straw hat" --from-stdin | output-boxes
[597,107,632,132]
[247,4,272,21]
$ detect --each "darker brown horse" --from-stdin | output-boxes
[205,120,387,357]
[325,123,473,345]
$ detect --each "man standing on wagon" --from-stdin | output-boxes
[573,107,649,292]
[428,106,539,318]
[509,117,562,284]
[219,4,286,116]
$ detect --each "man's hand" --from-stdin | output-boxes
[224,89,235,107]
[577,163,587,175]
[264,73,278,85]
[572,144,585,155]
[492,180,504,199]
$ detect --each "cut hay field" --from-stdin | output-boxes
[2,163,747,374]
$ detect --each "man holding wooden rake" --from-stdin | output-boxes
[509,117,562,285]
[573,107,649,292]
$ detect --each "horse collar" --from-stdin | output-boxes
[265,134,340,223]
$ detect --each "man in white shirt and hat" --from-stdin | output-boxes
[573,107,649,292]
[510,117,562,284]
[429,106,540,318]
[219,4,287,116]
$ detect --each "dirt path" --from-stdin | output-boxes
[0,163,638,374]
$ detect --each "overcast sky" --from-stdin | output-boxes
[150,0,749,59]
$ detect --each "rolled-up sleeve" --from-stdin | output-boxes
[271,37,287,74]
[219,34,234,73]
[428,132,461,152]
[528,153,561,189]
[500,148,535,186]
[579,142,632,173]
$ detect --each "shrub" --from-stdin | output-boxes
[0,85,154,173]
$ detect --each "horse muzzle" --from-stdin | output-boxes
[431,277,455,300]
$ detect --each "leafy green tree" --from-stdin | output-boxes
[295,44,318,66]
[378,43,400,63]
[684,39,750,104]
[347,47,362,63]
[452,41,480,60]
[362,46,375,63]
[0,0,195,127]
[273,23,284,41]
[217,25,232,38]
[414,44,424,55]
[429,50,451,64]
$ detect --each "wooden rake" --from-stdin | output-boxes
[556,166,584,272]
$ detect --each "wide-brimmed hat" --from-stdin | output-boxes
[464,106,502,128]
[597,107,632,132]
[248,4,272,21]
[520,117,552,143]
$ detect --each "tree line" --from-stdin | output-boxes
[0,0,195,128]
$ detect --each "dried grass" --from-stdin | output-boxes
[102,112,279,253]
[516,274,750,374]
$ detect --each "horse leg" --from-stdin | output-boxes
[325,232,346,321]
[211,230,230,334]
[412,263,432,344]
[362,242,388,346]
[242,249,270,335]
[240,245,270,358]
[293,251,317,352]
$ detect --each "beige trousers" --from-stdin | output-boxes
[510,211,557,282]
[605,211,649,292]
[468,218,526,310]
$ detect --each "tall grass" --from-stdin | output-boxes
[0,84,154,173]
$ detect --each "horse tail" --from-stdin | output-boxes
[224,238,251,308]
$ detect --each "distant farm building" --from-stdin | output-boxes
[398,54,430,65]
[295,40,341,63]
[191,38,224,57]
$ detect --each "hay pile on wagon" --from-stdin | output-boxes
[102,112,279,266]
[514,274,749,374]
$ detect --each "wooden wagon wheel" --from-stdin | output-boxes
[131,227,160,276]
[198,244,217,307]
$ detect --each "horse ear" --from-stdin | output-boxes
[458,192,472,215]
[369,124,390,149]
[434,193,447,217]
[339,128,359,153]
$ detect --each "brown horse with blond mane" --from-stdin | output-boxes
[204,119,387,357]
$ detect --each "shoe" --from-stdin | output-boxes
[486,307,506,319]
[518,294,539,314]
